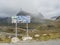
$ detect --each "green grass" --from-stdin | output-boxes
[0,37,11,43]
[32,32,60,41]
[0,20,60,42]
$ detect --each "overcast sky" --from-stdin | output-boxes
[0,0,60,18]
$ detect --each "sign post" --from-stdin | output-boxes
[26,23,29,37]
[15,19,17,37]
[11,16,32,41]
[11,16,19,43]
[17,16,31,37]
[11,16,18,37]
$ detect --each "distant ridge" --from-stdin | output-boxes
[16,10,44,23]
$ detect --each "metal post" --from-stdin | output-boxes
[15,20,17,37]
[26,23,29,37]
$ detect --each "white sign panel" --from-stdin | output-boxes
[11,16,17,23]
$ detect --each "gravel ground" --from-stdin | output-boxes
[0,39,60,45]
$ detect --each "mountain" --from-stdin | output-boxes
[56,16,60,20]
[17,10,44,23]
[17,10,31,16]
[0,10,54,25]
[51,16,60,20]
[0,17,11,25]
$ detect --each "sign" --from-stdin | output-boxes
[17,16,30,23]
[11,16,31,23]
[11,16,17,23]
[11,16,30,38]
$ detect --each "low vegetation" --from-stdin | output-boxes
[0,20,60,42]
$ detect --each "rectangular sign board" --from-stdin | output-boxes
[11,16,17,23]
[11,16,31,23]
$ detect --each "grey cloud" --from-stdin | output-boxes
[0,0,60,18]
